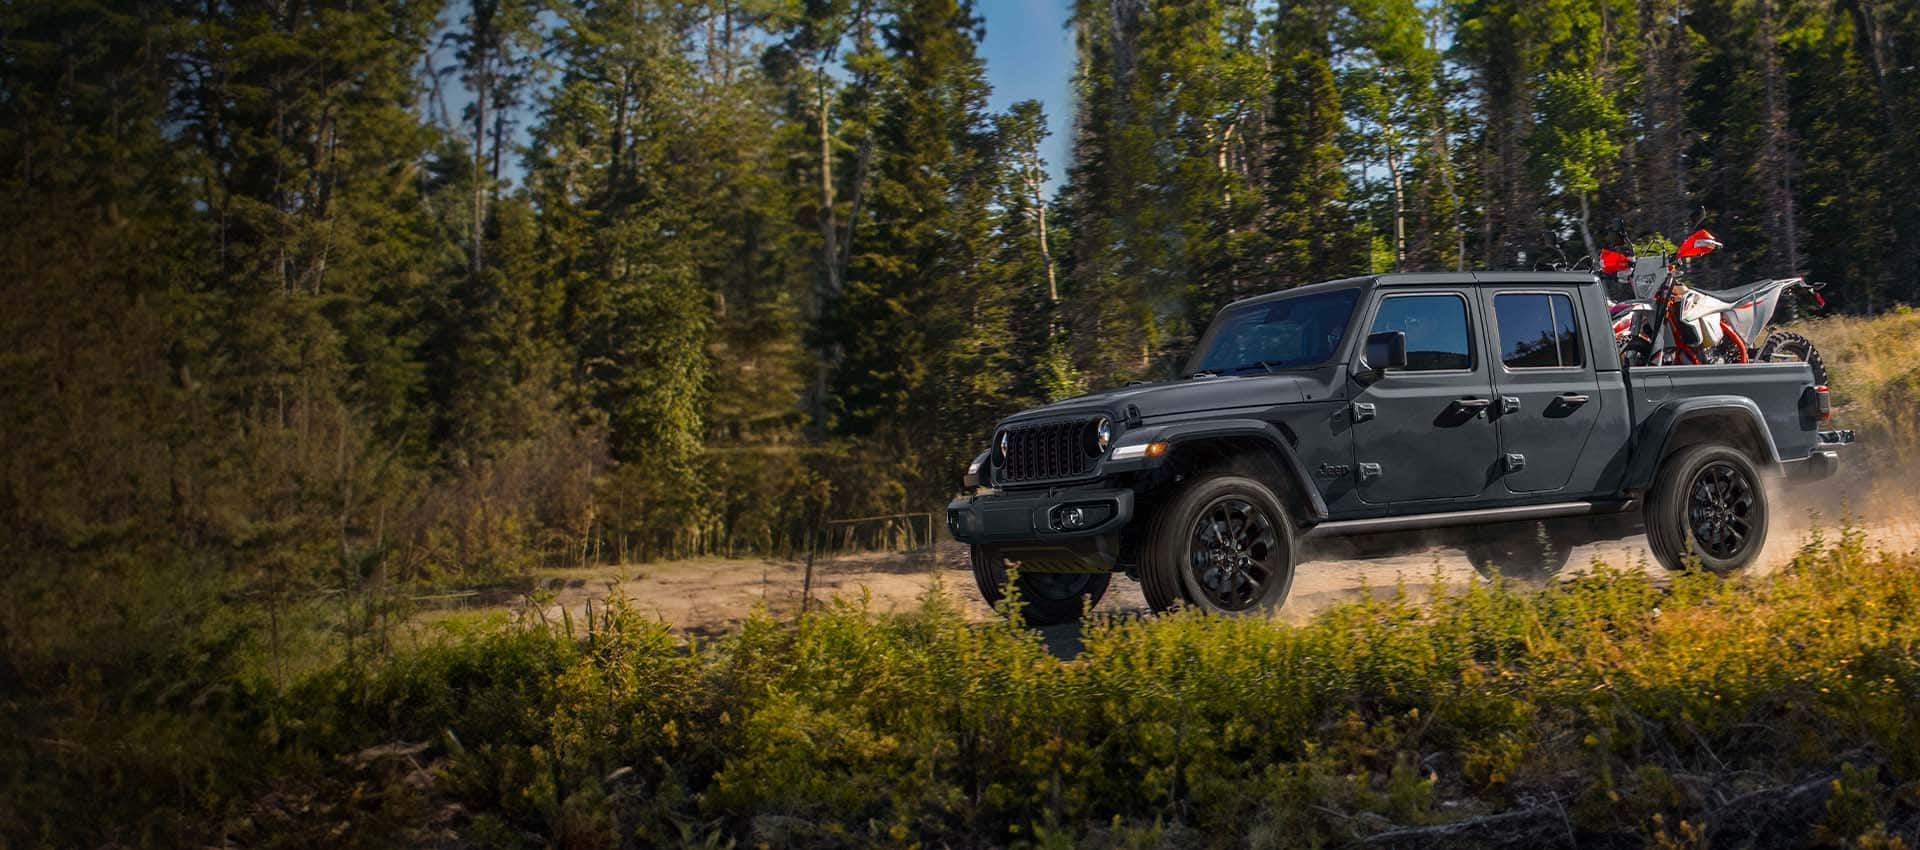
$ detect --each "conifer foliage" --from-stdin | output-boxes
[5,0,1920,580]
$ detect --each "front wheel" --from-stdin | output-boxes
[1757,332,1829,386]
[971,546,1110,626]
[1141,473,1298,614]
[1644,444,1770,574]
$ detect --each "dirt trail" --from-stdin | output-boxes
[519,500,1920,636]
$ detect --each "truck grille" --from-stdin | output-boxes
[998,420,1095,484]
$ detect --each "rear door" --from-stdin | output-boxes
[1349,288,1500,504]
[1485,288,1603,493]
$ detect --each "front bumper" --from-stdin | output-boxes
[945,487,1135,572]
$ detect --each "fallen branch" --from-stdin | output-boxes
[1358,804,1568,848]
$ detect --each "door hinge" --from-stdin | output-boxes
[1351,402,1376,423]
[1500,396,1521,416]
[1358,462,1383,480]
[1505,453,1526,472]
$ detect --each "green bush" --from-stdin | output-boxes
[7,528,1920,848]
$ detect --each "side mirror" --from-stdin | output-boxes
[1359,331,1408,380]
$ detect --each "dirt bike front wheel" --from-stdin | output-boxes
[1757,332,1829,386]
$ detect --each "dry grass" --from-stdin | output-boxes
[1789,308,1920,460]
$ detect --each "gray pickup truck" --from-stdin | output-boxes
[947,272,1854,625]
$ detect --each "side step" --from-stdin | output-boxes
[1305,500,1635,539]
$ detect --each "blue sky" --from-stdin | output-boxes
[976,0,1076,195]
[444,1,1078,195]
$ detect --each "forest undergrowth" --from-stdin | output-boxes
[6,521,1920,849]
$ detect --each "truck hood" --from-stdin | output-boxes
[999,374,1329,426]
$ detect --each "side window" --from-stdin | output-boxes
[1368,294,1473,371]
[1494,292,1584,368]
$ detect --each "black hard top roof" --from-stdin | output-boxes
[1224,270,1599,310]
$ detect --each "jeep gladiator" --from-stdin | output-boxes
[946,272,1855,625]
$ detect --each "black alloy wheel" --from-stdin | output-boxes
[1141,472,1298,614]
[1186,496,1282,611]
[1644,443,1770,574]
[1686,460,1756,559]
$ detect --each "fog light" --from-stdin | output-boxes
[1050,502,1113,531]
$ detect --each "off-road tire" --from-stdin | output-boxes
[1644,444,1770,574]
[1461,521,1574,581]
[1141,473,1297,615]
[1757,331,1829,387]
[971,546,1110,626]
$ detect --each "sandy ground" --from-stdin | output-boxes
[494,481,1920,639]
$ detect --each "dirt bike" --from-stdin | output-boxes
[1603,230,1829,386]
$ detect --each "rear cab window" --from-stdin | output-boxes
[1493,292,1584,369]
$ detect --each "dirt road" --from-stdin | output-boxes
[513,497,1920,637]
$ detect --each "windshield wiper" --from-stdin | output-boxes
[1187,370,1219,379]
[1226,360,1278,374]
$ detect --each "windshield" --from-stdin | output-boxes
[1190,288,1361,375]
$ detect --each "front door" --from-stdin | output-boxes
[1350,290,1500,504]
[1485,289,1603,493]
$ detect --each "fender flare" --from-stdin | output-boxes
[1104,418,1329,521]
[1626,396,1783,491]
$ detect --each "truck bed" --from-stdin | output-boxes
[1623,361,1825,468]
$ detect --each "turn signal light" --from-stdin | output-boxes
[1144,441,1170,459]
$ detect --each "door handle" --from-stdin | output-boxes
[1452,397,1491,410]
[1556,393,1591,404]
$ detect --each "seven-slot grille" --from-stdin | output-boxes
[998,419,1096,483]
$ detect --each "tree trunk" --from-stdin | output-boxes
[1022,150,1057,303]
[609,65,630,195]
[1037,197,1058,303]
[810,63,841,431]
[839,137,872,273]
[472,48,489,277]
[1756,0,1801,272]
[1840,0,1907,142]
[1578,191,1599,264]
[816,69,841,303]
[1384,134,1406,272]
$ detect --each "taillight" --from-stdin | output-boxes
[1814,385,1831,420]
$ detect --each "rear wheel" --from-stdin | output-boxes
[1644,444,1770,574]
[971,546,1110,626]
[1701,329,1750,364]
[1757,331,1829,386]
[1461,521,1574,580]
[1141,473,1297,614]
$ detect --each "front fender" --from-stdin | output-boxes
[1104,417,1328,521]
[1626,396,1783,491]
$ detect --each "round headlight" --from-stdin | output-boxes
[1091,417,1113,454]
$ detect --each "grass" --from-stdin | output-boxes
[1790,309,1920,462]
[6,525,1920,849]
